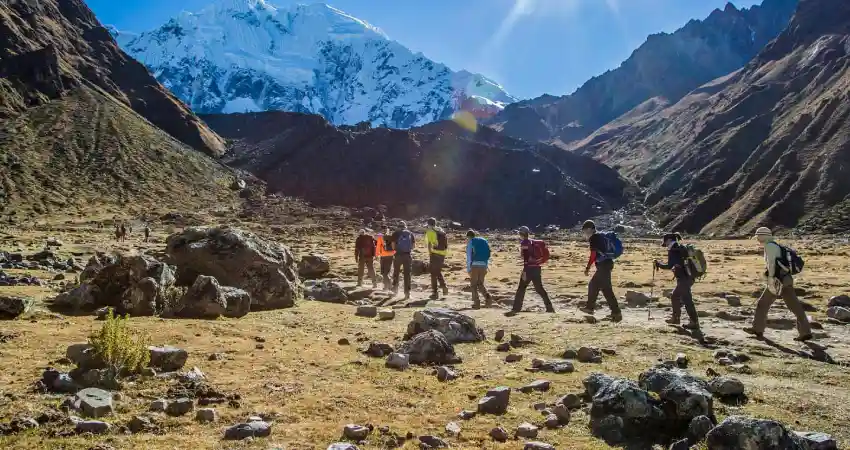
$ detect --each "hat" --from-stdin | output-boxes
[582,220,596,230]
[518,226,531,235]
[398,221,407,229]
[754,227,772,237]
[466,229,476,238]
[662,232,682,245]
[426,217,437,226]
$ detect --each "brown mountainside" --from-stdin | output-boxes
[572,0,850,235]
[206,112,636,229]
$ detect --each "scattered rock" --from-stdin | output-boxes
[66,343,103,371]
[689,415,714,442]
[496,342,511,352]
[826,306,850,322]
[533,402,547,411]
[544,414,561,429]
[444,421,461,437]
[364,342,394,358]
[419,435,448,448]
[728,364,752,374]
[494,330,505,342]
[706,416,806,450]
[505,354,523,363]
[196,408,217,423]
[725,295,742,307]
[553,403,571,424]
[298,254,330,278]
[355,305,378,318]
[404,308,485,344]
[557,393,582,409]
[457,410,476,420]
[148,346,188,372]
[337,338,350,346]
[675,353,689,369]
[625,291,651,307]
[53,284,98,311]
[128,415,157,434]
[73,388,113,418]
[584,372,664,444]
[562,349,578,359]
[436,366,458,382]
[165,398,194,417]
[489,426,509,442]
[537,360,575,374]
[74,419,112,434]
[519,380,551,393]
[827,295,850,309]
[397,330,460,365]
[0,296,34,318]
[305,281,349,303]
[669,438,690,450]
[224,420,272,440]
[179,367,206,383]
[708,376,745,398]
[149,399,168,412]
[639,367,713,423]
[793,431,838,450]
[385,352,410,371]
[524,442,556,450]
[378,310,395,321]
[578,346,603,363]
[327,444,360,450]
[515,422,539,439]
[478,386,510,415]
[343,424,370,440]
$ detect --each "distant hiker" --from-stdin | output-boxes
[510,226,555,315]
[120,223,127,242]
[466,230,492,309]
[654,233,700,330]
[744,227,812,341]
[354,229,378,288]
[579,220,623,322]
[143,224,151,243]
[375,226,396,291]
[114,224,122,242]
[425,218,449,300]
[391,221,416,300]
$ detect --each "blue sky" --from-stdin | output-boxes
[88,0,764,99]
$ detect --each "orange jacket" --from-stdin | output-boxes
[375,234,395,257]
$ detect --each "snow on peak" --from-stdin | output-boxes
[119,0,515,126]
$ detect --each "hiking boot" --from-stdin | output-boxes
[403,294,410,301]
[682,322,700,331]
[484,296,493,308]
[604,314,623,323]
[545,308,556,314]
[794,334,813,342]
[504,310,520,317]
[472,303,481,310]
[429,292,439,300]
[578,307,595,315]
[665,317,681,325]
[742,327,764,338]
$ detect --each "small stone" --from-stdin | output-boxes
[675,353,689,369]
[478,386,510,415]
[557,393,582,409]
[717,357,734,366]
[247,416,263,422]
[378,310,395,320]
[562,349,578,359]
[524,443,556,450]
[127,415,156,434]
[111,392,124,402]
[385,352,410,371]
[793,431,838,450]
[196,408,218,423]
[355,305,378,318]
[457,410,476,420]
[519,380,551,393]
[166,398,194,417]
[337,338,350,346]
[419,435,447,448]
[531,358,546,368]
[147,346,188,372]
[343,424,370,440]
[689,415,713,442]
[584,315,598,324]
[515,422,539,439]
[600,348,617,355]
[494,330,505,342]
[726,295,742,307]
[74,419,112,434]
[496,342,511,352]
[208,353,225,361]
[141,368,157,377]
[179,367,206,383]
[505,354,523,363]
[729,364,753,374]
[328,444,360,450]
[577,346,603,363]
[436,366,458,382]
[553,404,571,424]
[224,421,272,440]
[489,426,509,442]
[149,399,168,412]
[73,388,113,418]
[533,401,547,411]
[544,414,560,429]
[445,421,461,437]
[708,376,745,397]
[670,438,690,450]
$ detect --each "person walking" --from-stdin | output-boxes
[654,232,700,330]
[510,226,555,315]
[375,226,396,291]
[143,224,151,243]
[354,229,378,288]
[578,220,623,322]
[466,230,492,309]
[391,221,416,300]
[425,218,449,300]
[744,227,813,341]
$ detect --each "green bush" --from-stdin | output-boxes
[88,309,150,380]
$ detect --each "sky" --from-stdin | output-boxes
[87,0,764,99]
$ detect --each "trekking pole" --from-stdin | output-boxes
[648,263,655,320]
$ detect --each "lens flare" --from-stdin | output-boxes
[451,110,478,133]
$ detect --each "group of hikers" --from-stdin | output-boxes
[354,219,814,342]
[107,222,151,243]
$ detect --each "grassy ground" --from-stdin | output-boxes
[1,216,848,449]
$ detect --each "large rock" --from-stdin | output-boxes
[84,254,176,315]
[224,420,272,440]
[166,227,300,309]
[148,346,188,372]
[397,330,461,365]
[625,291,651,307]
[66,344,104,371]
[478,386,511,415]
[706,416,807,450]
[304,280,349,303]
[173,275,251,318]
[0,296,34,318]
[708,376,745,398]
[639,367,714,425]
[52,284,98,311]
[404,308,485,343]
[298,254,330,278]
[827,295,850,308]
[584,372,665,445]
[793,431,838,450]
[826,306,850,322]
[73,388,114,418]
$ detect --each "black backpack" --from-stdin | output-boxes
[775,243,804,276]
[434,229,448,251]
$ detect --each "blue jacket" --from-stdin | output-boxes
[467,237,490,271]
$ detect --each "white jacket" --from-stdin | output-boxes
[763,239,784,279]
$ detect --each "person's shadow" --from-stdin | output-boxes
[760,337,837,364]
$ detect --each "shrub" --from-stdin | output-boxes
[88,309,150,380]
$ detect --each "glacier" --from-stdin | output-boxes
[115,0,517,127]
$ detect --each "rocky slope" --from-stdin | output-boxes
[487,0,798,145]
[0,0,235,217]
[205,112,635,229]
[572,0,850,234]
[116,0,517,127]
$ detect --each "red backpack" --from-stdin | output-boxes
[530,240,550,265]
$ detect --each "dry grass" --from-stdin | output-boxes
[1,221,849,449]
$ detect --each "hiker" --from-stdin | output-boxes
[354,229,378,288]
[744,227,813,341]
[510,226,555,314]
[120,223,127,242]
[466,230,492,309]
[143,224,151,243]
[391,221,415,300]
[654,232,700,330]
[375,226,396,290]
[425,218,449,299]
[579,220,623,322]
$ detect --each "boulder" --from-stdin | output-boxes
[378,309,395,321]
[458,410,476,420]
[305,281,349,303]
[706,416,807,450]
[708,376,745,398]
[725,295,742,307]
[397,330,460,365]
[793,431,838,450]
[625,291,651,307]
[43,368,79,393]
[826,306,850,322]
[149,399,168,412]
[73,388,113,418]
[505,354,523,363]
[364,342,394,358]
[553,404,571,424]
[66,344,104,371]
[166,398,194,416]
[196,408,218,423]
[0,296,34,318]
[343,424,370,440]
[557,393,583,409]
[298,254,330,278]
[639,367,714,424]
[544,414,561,429]
[52,284,98,311]
[128,415,157,433]
[577,346,603,363]
[489,426,509,442]
[404,308,485,343]
[82,254,176,315]
[148,346,188,372]
[584,372,664,444]
[419,435,448,448]
[385,353,410,371]
[827,295,850,308]
[224,420,272,440]
[74,419,112,434]
[436,366,458,382]
[478,386,510,415]
[519,380,551,393]
[173,275,250,318]
[537,359,575,374]
[515,422,539,439]
[355,305,378,318]
[166,227,300,309]
[689,415,714,442]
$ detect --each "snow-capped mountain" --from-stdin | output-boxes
[116,0,517,127]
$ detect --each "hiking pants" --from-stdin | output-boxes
[357,257,376,287]
[671,276,699,325]
[380,256,395,289]
[393,253,412,295]
[469,266,491,307]
[752,275,812,336]
[513,266,554,312]
[587,259,622,316]
[429,253,447,294]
